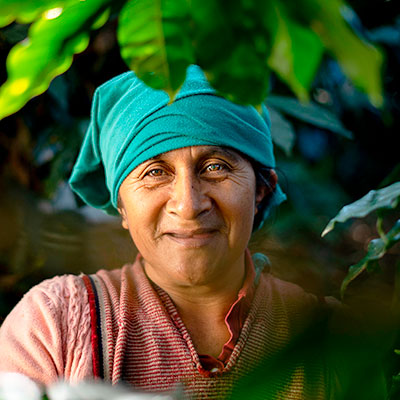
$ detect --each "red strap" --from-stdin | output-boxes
[82,275,101,379]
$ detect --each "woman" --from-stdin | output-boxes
[0,66,386,399]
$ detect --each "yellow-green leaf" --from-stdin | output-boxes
[0,0,112,120]
[0,0,66,27]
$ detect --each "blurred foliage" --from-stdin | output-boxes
[0,0,385,119]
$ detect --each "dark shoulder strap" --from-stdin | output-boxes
[81,274,105,380]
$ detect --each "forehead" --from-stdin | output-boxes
[147,145,248,163]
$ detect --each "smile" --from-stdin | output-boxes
[164,229,218,247]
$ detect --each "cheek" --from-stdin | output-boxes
[122,192,165,243]
[219,182,256,229]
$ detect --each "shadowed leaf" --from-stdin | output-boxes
[117,0,194,97]
[267,95,353,138]
[268,106,295,156]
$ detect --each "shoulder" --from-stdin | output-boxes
[260,272,321,308]
[24,274,89,316]
[259,272,341,334]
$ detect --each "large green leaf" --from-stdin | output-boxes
[117,0,194,97]
[322,182,400,236]
[340,220,400,297]
[193,0,271,105]
[0,0,112,120]
[0,0,385,116]
[265,1,324,101]
[284,0,383,107]
[266,95,353,138]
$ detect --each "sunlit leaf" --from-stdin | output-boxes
[265,1,323,101]
[0,0,112,120]
[322,182,400,236]
[268,106,295,156]
[340,220,400,296]
[291,0,384,107]
[117,0,194,97]
[0,0,66,27]
[267,95,353,138]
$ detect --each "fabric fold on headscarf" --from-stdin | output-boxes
[69,65,286,230]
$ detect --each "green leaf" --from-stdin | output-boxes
[191,0,271,106]
[340,220,400,297]
[265,1,324,101]
[268,106,295,156]
[0,0,112,120]
[204,43,270,106]
[117,0,194,97]
[266,95,353,138]
[304,0,383,107]
[322,182,400,236]
[0,0,66,27]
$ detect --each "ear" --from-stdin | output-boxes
[117,199,129,230]
[255,169,278,214]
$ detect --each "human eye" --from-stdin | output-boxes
[202,161,231,176]
[146,168,166,177]
[205,163,225,172]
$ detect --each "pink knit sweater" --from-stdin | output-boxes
[0,254,332,399]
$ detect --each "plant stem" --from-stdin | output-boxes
[376,216,388,244]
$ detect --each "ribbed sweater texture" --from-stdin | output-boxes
[0,255,331,399]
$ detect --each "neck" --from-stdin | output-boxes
[142,253,246,357]
[143,253,246,320]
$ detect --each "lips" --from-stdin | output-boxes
[165,228,218,238]
[163,228,219,247]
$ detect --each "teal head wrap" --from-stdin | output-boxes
[69,65,285,230]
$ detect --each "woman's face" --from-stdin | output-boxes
[118,145,265,289]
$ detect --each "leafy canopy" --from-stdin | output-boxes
[0,0,384,120]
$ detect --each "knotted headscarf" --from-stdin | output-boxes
[69,65,285,230]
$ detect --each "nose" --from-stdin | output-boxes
[166,171,212,220]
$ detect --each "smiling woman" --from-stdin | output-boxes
[0,66,387,399]
[118,146,264,290]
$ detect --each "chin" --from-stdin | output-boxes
[168,255,221,286]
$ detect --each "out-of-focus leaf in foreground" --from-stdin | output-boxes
[0,0,385,118]
[117,0,194,98]
[0,0,111,120]
[265,0,324,101]
[322,182,400,236]
[0,0,65,27]
[284,0,384,107]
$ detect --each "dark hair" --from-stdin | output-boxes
[251,162,275,231]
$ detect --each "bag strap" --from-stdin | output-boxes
[81,274,105,380]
